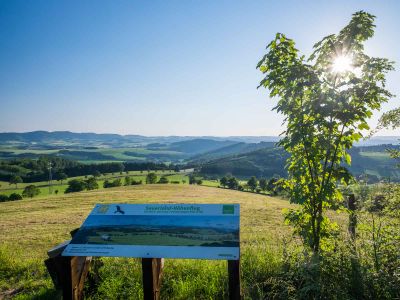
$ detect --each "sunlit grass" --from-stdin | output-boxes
[0,184,298,298]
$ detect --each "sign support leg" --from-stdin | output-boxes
[228,259,241,300]
[142,258,164,300]
[45,254,91,300]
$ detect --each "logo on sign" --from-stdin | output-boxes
[223,205,234,214]
[96,205,110,214]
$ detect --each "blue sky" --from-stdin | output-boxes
[1,1,399,136]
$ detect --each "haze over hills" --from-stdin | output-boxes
[0,131,398,147]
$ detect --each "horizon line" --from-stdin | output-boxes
[0,130,399,138]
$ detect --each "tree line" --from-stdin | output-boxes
[218,175,283,195]
[0,157,179,183]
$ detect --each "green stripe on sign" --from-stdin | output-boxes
[222,205,234,214]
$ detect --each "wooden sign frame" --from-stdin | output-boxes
[45,230,241,300]
[45,244,241,299]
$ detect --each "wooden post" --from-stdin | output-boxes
[71,256,92,300]
[142,258,164,300]
[57,255,74,299]
[45,240,91,300]
[348,194,357,239]
[228,260,241,300]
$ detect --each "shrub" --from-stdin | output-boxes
[189,175,197,185]
[0,194,9,202]
[146,173,157,184]
[103,179,122,188]
[85,177,99,190]
[227,177,239,189]
[22,185,41,198]
[8,193,23,201]
[158,176,169,184]
[131,180,142,185]
[65,179,87,193]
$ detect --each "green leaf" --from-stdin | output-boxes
[358,123,370,130]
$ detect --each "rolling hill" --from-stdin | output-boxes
[190,141,276,162]
[199,145,400,181]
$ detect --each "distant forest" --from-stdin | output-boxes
[0,157,174,183]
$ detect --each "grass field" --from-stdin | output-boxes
[0,170,190,198]
[0,184,310,299]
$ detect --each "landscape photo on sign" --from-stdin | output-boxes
[71,214,239,247]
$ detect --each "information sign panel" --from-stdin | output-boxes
[63,203,240,260]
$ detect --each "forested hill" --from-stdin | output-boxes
[199,147,289,178]
[190,142,276,162]
[199,145,400,182]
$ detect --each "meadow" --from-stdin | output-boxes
[0,184,304,299]
[0,170,191,198]
[1,174,399,299]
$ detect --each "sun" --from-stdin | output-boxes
[331,55,353,73]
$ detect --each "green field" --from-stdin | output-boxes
[84,229,237,247]
[0,170,190,198]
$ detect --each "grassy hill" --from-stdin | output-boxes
[0,184,309,299]
[0,170,188,197]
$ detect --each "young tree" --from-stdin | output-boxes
[93,170,102,178]
[85,177,99,190]
[259,178,268,192]
[267,178,279,195]
[247,176,258,192]
[65,179,87,193]
[227,177,239,190]
[112,178,122,187]
[257,11,394,254]
[146,172,157,184]
[0,194,9,202]
[376,108,400,161]
[158,176,169,184]
[9,175,23,189]
[8,193,23,201]
[220,176,228,188]
[56,172,68,185]
[22,185,41,198]
[189,175,197,185]
[124,176,131,186]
